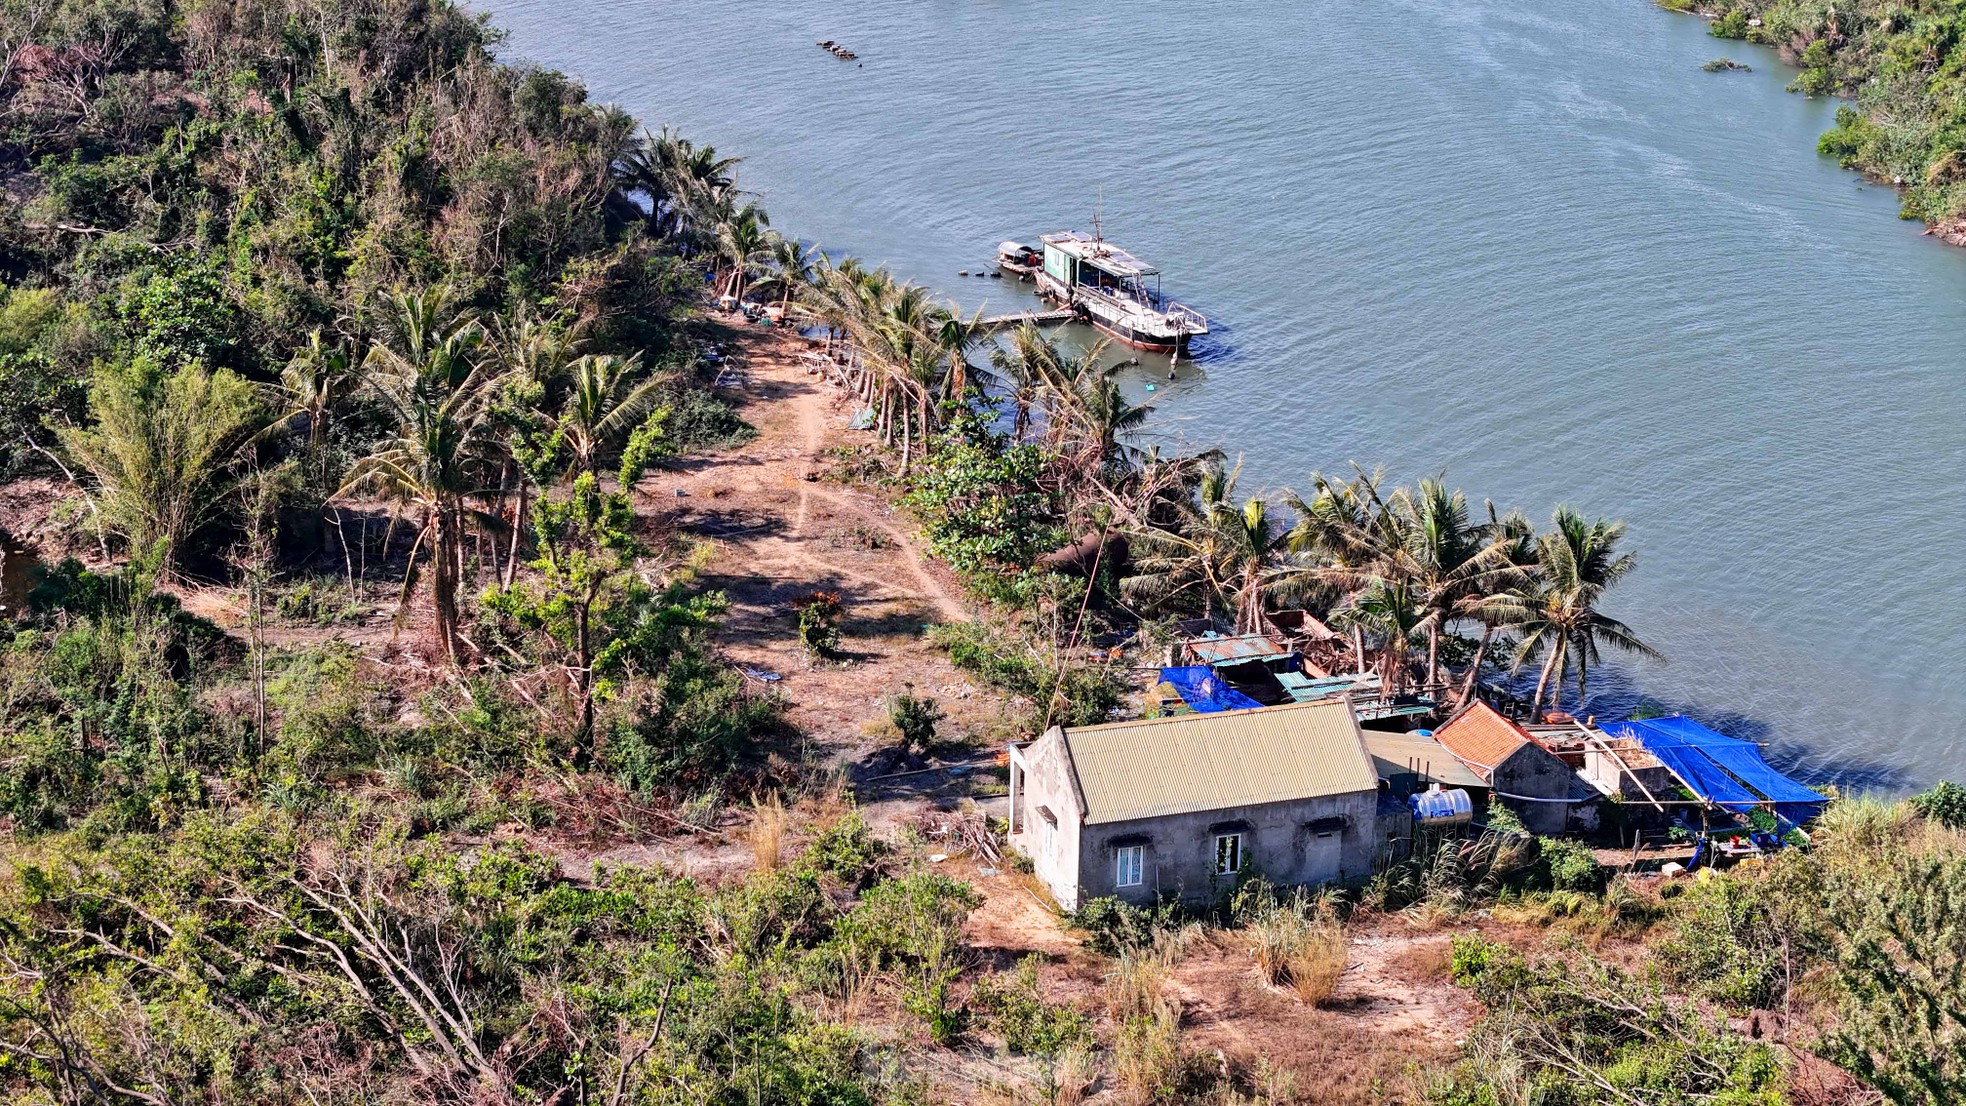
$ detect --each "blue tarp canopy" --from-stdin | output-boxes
[1604,716,1828,825]
[1158,666,1264,714]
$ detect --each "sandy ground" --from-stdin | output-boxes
[661,324,1004,760]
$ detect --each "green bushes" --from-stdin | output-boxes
[1683,0,1966,228]
[927,619,1126,730]
[1071,895,1186,957]
[1909,779,1966,828]
[1657,873,1792,1009]
[1443,937,1787,1104]
[886,687,945,752]
[974,955,1092,1052]
[0,804,967,1103]
[903,418,1064,581]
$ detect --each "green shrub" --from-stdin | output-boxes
[792,590,842,657]
[1536,836,1605,893]
[1070,895,1184,957]
[1910,780,1966,828]
[800,809,888,886]
[887,688,945,752]
[927,619,1125,731]
[903,418,1063,580]
[1657,873,1788,1010]
[971,955,1092,1056]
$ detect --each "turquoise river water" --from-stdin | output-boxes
[476,0,1966,791]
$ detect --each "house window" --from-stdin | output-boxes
[1115,845,1144,887]
[1215,833,1245,876]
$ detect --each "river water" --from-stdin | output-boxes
[477,0,1966,791]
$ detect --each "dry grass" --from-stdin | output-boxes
[747,792,786,872]
[1285,925,1347,1007]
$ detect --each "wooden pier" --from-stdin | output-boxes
[977,308,1077,330]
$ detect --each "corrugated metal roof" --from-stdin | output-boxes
[1060,699,1378,825]
[1186,633,1289,665]
[1360,731,1488,789]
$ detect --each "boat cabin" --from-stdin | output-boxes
[1034,230,1209,353]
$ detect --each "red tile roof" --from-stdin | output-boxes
[1432,702,1534,780]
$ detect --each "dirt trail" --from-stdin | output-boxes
[666,326,989,754]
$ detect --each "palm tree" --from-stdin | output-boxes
[279,330,354,472]
[487,311,583,585]
[986,323,1058,442]
[614,127,742,246]
[761,238,819,312]
[1288,470,1521,690]
[339,287,505,664]
[559,353,660,478]
[1069,369,1151,476]
[1122,462,1306,633]
[1505,507,1663,716]
[714,203,775,302]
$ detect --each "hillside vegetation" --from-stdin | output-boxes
[1674,0,1966,233]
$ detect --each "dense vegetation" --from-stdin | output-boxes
[6,0,1963,1103]
[1674,0,1966,231]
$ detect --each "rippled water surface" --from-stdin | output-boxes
[476,0,1966,790]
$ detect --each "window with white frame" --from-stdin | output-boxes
[1115,845,1144,887]
[1214,833,1245,876]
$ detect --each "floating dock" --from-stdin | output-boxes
[977,308,1077,330]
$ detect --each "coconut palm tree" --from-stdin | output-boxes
[986,323,1059,442]
[761,238,819,312]
[279,330,354,470]
[1505,507,1662,715]
[614,127,742,247]
[714,203,775,302]
[339,287,505,663]
[1122,462,1307,633]
[1069,369,1152,476]
[559,353,660,478]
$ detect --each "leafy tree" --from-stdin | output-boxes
[904,415,1061,579]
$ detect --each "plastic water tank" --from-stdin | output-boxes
[1408,786,1473,826]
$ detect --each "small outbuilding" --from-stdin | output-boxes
[1005,699,1382,909]
[1432,702,1600,835]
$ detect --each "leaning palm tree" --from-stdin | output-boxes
[559,353,660,478]
[1504,507,1663,715]
[339,287,505,664]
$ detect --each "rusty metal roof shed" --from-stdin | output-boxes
[1057,699,1379,825]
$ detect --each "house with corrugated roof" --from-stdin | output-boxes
[1005,699,1383,909]
[1432,702,1600,835]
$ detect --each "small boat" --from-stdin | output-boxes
[996,240,1042,280]
[1032,228,1208,353]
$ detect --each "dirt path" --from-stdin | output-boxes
[664,326,992,756]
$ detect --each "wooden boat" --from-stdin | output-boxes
[1032,227,1208,353]
[995,240,1042,280]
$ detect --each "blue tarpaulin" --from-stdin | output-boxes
[1158,666,1264,714]
[1605,716,1828,825]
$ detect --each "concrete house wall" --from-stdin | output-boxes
[1008,728,1086,909]
[1493,745,1593,836]
[1009,725,1380,910]
[1075,790,1380,906]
